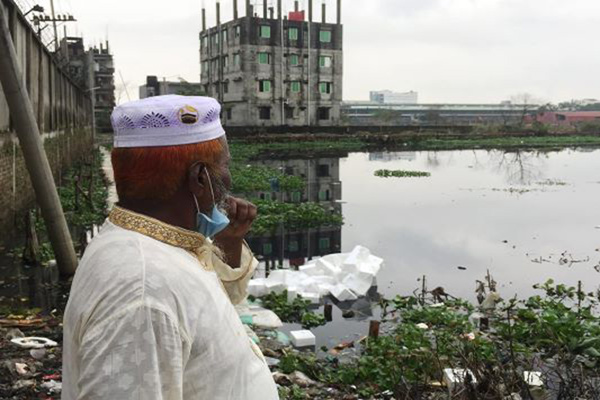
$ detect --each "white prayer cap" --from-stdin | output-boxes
[111,95,225,148]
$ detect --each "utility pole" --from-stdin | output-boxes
[49,0,59,51]
[0,2,78,275]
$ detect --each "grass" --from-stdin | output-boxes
[230,134,600,156]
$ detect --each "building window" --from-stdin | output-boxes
[258,52,271,65]
[317,164,330,177]
[227,108,232,120]
[259,107,271,120]
[291,191,302,202]
[318,107,331,120]
[222,28,228,42]
[259,80,272,92]
[319,191,327,201]
[290,81,301,93]
[223,82,229,94]
[319,237,331,250]
[263,243,273,255]
[289,54,299,66]
[285,106,295,119]
[319,82,332,94]
[233,53,240,66]
[201,61,208,73]
[289,240,299,252]
[319,30,332,42]
[201,35,208,49]
[260,25,271,38]
[213,33,219,45]
[235,25,241,37]
[223,55,229,68]
[319,56,332,68]
[289,27,299,40]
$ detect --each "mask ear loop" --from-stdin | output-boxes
[204,168,216,205]
[192,167,216,212]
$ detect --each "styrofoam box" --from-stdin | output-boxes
[298,292,321,304]
[290,330,316,347]
[330,284,358,302]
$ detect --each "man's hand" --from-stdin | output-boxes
[213,197,257,268]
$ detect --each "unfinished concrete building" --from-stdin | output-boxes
[200,0,343,128]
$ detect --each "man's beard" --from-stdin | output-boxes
[212,174,231,213]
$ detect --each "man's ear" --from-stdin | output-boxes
[187,162,207,196]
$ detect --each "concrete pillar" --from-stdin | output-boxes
[294,1,299,12]
[246,0,251,16]
[269,7,274,19]
[337,0,341,24]
[322,2,326,23]
[277,0,282,19]
[263,0,268,19]
[233,0,238,19]
[309,0,313,21]
[202,8,206,31]
[216,1,220,25]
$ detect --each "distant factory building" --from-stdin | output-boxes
[527,111,600,126]
[342,102,540,126]
[370,90,418,104]
[139,76,204,99]
[200,0,343,127]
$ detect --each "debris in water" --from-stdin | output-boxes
[457,266,467,271]
[11,337,58,349]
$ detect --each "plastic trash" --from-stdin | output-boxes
[524,371,543,387]
[341,273,374,297]
[15,363,28,375]
[41,379,62,393]
[236,303,283,329]
[330,284,358,302]
[298,292,321,304]
[416,323,429,330]
[248,279,268,298]
[11,337,58,349]
[443,368,477,393]
[290,330,316,347]
[249,245,384,303]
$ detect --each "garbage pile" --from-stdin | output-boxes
[248,246,384,303]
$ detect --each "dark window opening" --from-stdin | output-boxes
[318,107,331,120]
[285,106,295,119]
[317,164,330,177]
[259,107,271,120]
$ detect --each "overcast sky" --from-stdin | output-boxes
[50,0,600,104]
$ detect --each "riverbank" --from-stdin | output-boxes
[231,133,600,158]
[2,276,598,399]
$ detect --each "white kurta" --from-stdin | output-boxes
[62,211,279,400]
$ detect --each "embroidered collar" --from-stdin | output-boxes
[108,206,206,251]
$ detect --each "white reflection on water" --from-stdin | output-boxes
[342,148,600,301]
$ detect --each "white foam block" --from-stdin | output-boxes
[248,279,268,298]
[286,287,298,302]
[266,281,287,295]
[299,264,321,276]
[342,273,374,297]
[344,245,372,266]
[290,330,316,347]
[316,258,342,278]
[298,292,321,304]
[330,284,358,302]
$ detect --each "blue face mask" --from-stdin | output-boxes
[194,169,230,239]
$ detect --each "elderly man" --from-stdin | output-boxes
[62,96,279,399]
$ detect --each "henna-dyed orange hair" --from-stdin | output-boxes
[111,138,225,202]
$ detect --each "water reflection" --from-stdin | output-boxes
[244,157,343,270]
